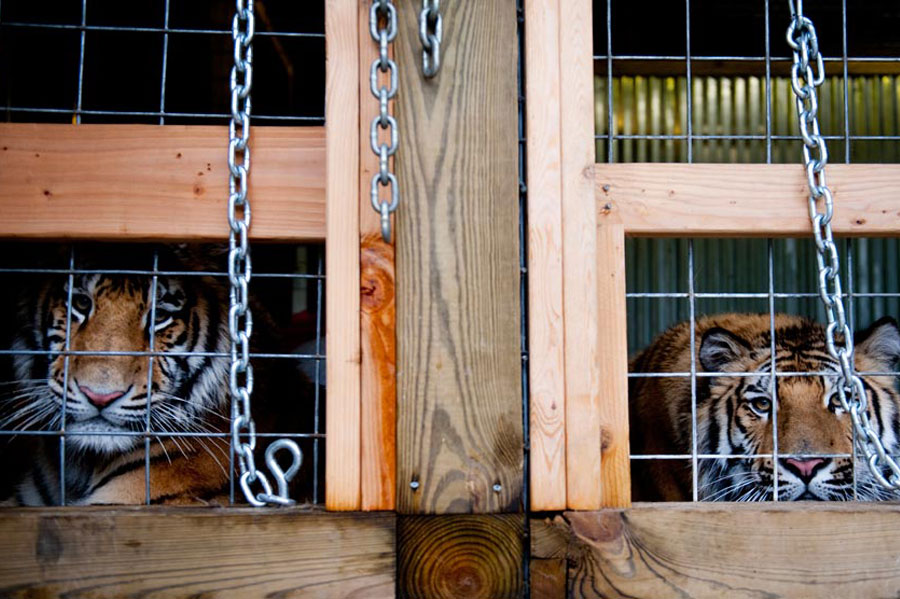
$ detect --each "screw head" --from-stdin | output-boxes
[492,483,502,493]
[410,480,420,491]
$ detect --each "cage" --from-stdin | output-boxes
[1,0,900,597]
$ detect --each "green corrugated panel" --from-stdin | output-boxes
[595,75,900,351]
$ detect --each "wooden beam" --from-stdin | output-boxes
[0,508,395,598]
[597,163,900,236]
[530,559,566,599]
[596,225,631,508]
[0,123,325,242]
[532,504,900,598]
[398,515,524,599]
[325,0,361,511]
[395,0,523,514]
[559,0,602,511]
[524,0,567,512]
[358,1,397,512]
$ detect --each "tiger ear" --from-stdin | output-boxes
[855,316,900,369]
[699,327,752,372]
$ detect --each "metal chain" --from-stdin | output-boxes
[419,0,442,78]
[369,0,400,243]
[787,0,900,491]
[227,0,302,507]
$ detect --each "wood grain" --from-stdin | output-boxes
[597,163,900,236]
[530,559,566,599]
[325,0,361,511]
[0,508,395,598]
[524,0,567,512]
[360,236,397,511]
[596,225,631,508]
[532,504,900,598]
[358,2,397,512]
[559,0,602,510]
[0,123,325,241]
[395,0,523,514]
[398,515,524,599]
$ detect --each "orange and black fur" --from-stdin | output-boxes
[629,313,900,501]
[1,246,312,505]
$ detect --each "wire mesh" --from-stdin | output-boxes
[0,1,326,506]
[605,0,900,502]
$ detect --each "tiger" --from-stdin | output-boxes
[1,246,311,506]
[628,313,900,502]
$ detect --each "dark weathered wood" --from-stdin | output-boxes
[394,0,522,513]
[532,504,900,598]
[530,559,566,599]
[398,515,524,599]
[0,507,395,598]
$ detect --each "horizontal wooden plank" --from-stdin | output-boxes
[597,163,900,236]
[532,503,900,598]
[0,123,325,242]
[0,507,395,598]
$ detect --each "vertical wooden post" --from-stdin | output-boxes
[525,0,568,512]
[358,1,397,512]
[395,0,522,515]
[559,0,603,509]
[325,0,361,511]
[596,223,631,507]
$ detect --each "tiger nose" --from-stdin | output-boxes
[80,385,126,408]
[783,457,826,481]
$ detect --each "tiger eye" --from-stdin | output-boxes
[750,397,772,414]
[71,293,92,315]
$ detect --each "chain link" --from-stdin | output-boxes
[787,0,900,491]
[370,0,400,242]
[419,0,442,78]
[227,0,302,507]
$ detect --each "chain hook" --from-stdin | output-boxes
[787,3,900,493]
[227,0,302,507]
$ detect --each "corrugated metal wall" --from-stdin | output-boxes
[595,75,900,352]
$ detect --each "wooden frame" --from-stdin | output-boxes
[0,508,395,598]
[532,503,900,598]
[0,123,325,241]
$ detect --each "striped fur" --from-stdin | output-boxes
[4,252,236,505]
[629,313,900,501]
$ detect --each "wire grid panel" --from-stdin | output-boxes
[0,1,325,125]
[0,1,328,505]
[0,244,326,506]
[601,0,900,502]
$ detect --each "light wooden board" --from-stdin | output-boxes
[597,163,900,236]
[559,0,602,511]
[398,515,524,599]
[358,1,397,512]
[0,508,395,598]
[525,0,567,512]
[395,0,523,514]
[325,0,361,511]
[596,225,631,508]
[0,123,325,241]
[532,504,900,598]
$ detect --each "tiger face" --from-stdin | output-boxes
[12,272,229,455]
[629,314,900,502]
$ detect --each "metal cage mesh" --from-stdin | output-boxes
[600,0,900,501]
[0,1,326,506]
